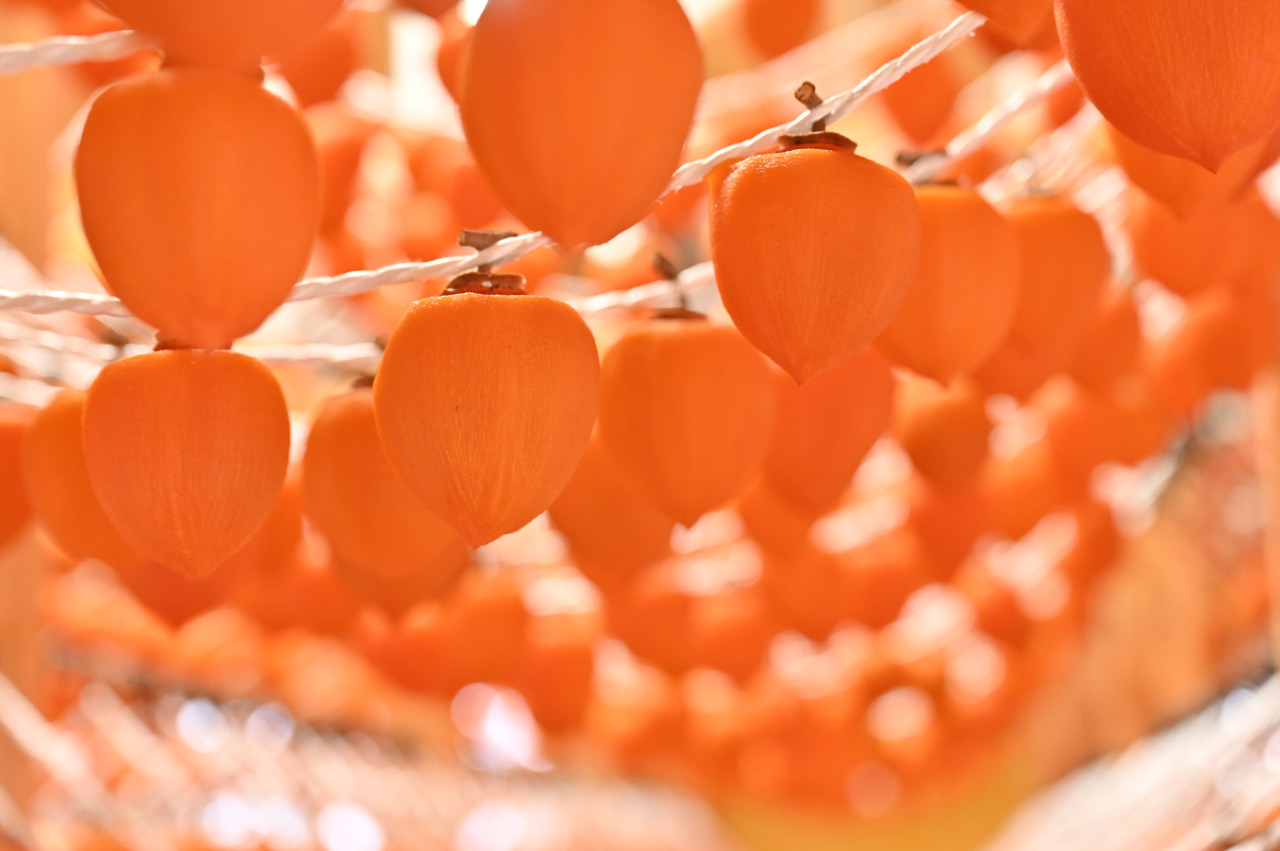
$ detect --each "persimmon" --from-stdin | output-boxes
[737,478,818,558]
[760,545,847,640]
[599,314,775,527]
[459,0,702,248]
[958,0,1054,45]
[893,376,991,489]
[434,6,471,104]
[764,349,895,514]
[512,611,597,733]
[221,473,303,578]
[875,184,1019,384]
[442,569,530,686]
[99,0,344,71]
[605,561,694,677]
[1066,287,1143,394]
[1002,193,1109,355]
[874,30,964,145]
[81,349,291,579]
[275,13,358,108]
[235,555,360,637]
[689,585,778,683]
[22,390,140,568]
[1106,123,1269,218]
[906,478,989,574]
[407,134,504,231]
[115,556,244,629]
[972,332,1070,401]
[374,288,599,547]
[548,433,675,592]
[355,604,455,697]
[978,441,1077,540]
[0,405,36,550]
[1127,187,1264,297]
[304,387,470,597]
[76,70,320,349]
[741,0,820,60]
[1056,0,1280,171]
[834,526,934,629]
[710,135,921,383]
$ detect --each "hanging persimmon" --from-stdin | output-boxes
[459,0,702,248]
[957,0,1053,45]
[1001,193,1110,356]
[98,0,344,71]
[0,404,36,551]
[1127,187,1264,297]
[235,554,361,637]
[1066,287,1143,395]
[374,263,599,548]
[604,560,694,677]
[355,604,455,697]
[21,389,141,568]
[740,0,819,60]
[905,477,989,575]
[76,70,320,349]
[760,545,847,640]
[737,478,818,558]
[548,433,676,592]
[978,441,1077,540]
[81,349,291,579]
[115,556,245,630]
[304,387,471,599]
[893,376,991,489]
[833,526,934,630]
[512,611,597,733]
[875,184,1019,384]
[874,29,964,145]
[1056,0,1280,171]
[1106,123,1269,218]
[441,569,530,687]
[434,6,471,104]
[710,132,920,384]
[598,313,775,527]
[764,348,895,514]
[274,12,358,108]
[688,585,778,683]
[220,472,303,579]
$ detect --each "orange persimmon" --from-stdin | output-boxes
[710,137,921,383]
[81,349,291,579]
[893,376,991,489]
[1056,0,1280,170]
[459,0,702,247]
[374,290,599,547]
[764,348,895,514]
[275,13,358,108]
[304,387,470,598]
[1106,123,1269,218]
[741,0,820,60]
[549,433,676,592]
[76,70,320,348]
[876,184,1019,384]
[0,404,36,550]
[1066,287,1143,394]
[99,0,344,71]
[598,314,775,527]
[22,389,140,567]
[957,0,1054,45]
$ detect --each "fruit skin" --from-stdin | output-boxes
[0,405,36,550]
[875,184,1019,384]
[22,389,141,568]
[763,348,895,514]
[81,349,291,580]
[598,317,776,527]
[710,144,921,384]
[373,292,600,548]
[1056,0,1280,171]
[459,0,702,248]
[76,70,320,349]
[100,0,344,71]
[303,388,469,599]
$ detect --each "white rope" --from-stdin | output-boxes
[905,58,1075,184]
[0,30,156,76]
[666,11,987,195]
[0,14,984,322]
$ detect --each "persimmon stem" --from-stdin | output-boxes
[795,81,827,132]
[459,229,519,274]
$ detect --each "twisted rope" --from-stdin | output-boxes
[0,30,155,75]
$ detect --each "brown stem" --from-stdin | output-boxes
[795,81,827,132]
